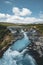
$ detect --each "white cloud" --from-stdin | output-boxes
[20,8,32,16]
[39,11,43,19]
[12,7,32,16]
[0,13,11,19]
[5,1,12,4]
[0,13,5,18]
[0,7,43,24]
[40,14,43,19]
[13,7,20,16]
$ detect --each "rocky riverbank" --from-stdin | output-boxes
[0,33,24,58]
[27,36,43,65]
[26,27,43,65]
[27,49,43,65]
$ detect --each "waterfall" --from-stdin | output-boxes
[10,29,30,51]
[21,29,28,39]
[0,48,36,65]
[0,29,37,65]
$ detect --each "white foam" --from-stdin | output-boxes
[0,30,36,65]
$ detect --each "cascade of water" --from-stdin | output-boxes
[21,29,28,39]
[10,29,30,51]
[0,29,37,65]
[0,48,36,65]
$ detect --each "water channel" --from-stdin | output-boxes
[0,29,37,65]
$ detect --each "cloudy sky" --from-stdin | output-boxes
[0,0,43,24]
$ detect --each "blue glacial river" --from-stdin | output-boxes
[0,30,37,65]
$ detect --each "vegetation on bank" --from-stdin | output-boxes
[20,24,43,35]
[0,24,13,50]
[0,22,43,57]
[0,22,18,26]
[0,22,43,34]
[0,23,43,50]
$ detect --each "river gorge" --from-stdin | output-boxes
[0,29,37,65]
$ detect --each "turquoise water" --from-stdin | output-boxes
[11,30,30,51]
[11,36,30,51]
[0,30,37,65]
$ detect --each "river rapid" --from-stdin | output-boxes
[0,30,37,65]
